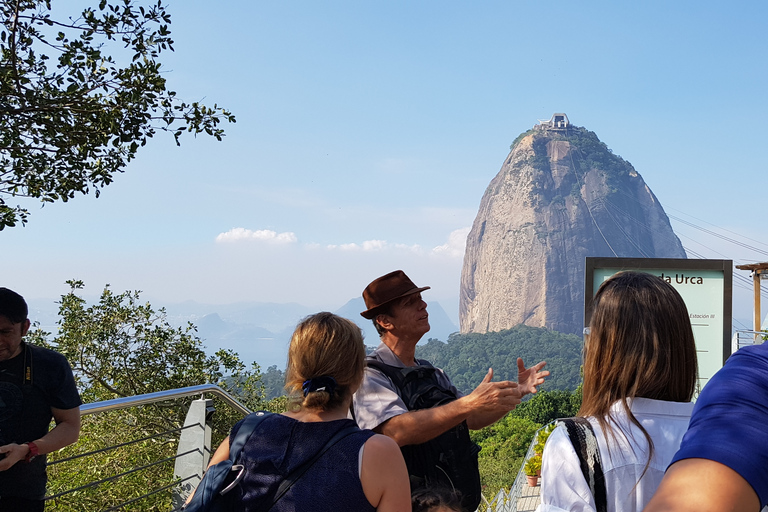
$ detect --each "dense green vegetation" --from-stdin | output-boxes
[28,281,265,511]
[416,324,583,394]
[262,364,288,399]
[471,386,582,501]
[512,124,639,211]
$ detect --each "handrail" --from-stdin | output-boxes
[503,420,556,512]
[47,384,251,510]
[732,330,767,337]
[731,330,766,354]
[79,384,251,416]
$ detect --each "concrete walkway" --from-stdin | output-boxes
[516,478,541,512]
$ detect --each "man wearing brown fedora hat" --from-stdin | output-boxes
[353,270,549,511]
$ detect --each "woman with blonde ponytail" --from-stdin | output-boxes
[203,312,410,512]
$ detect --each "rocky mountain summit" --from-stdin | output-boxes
[460,114,686,335]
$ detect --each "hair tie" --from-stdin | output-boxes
[302,376,337,397]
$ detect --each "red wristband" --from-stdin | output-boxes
[25,441,39,463]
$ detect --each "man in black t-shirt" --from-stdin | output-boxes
[0,288,82,512]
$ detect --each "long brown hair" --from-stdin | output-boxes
[580,271,697,464]
[285,312,366,410]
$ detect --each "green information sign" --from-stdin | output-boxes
[585,258,732,390]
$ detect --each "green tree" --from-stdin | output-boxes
[471,415,541,502]
[511,387,582,425]
[26,280,262,511]
[470,386,582,503]
[0,0,235,229]
[261,364,288,399]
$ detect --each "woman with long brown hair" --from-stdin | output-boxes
[537,271,698,512]
[199,312,410,512]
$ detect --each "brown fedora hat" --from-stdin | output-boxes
[360,270,430,319]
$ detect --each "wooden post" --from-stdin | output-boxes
[754,271,762,333]
[735,262,768,340]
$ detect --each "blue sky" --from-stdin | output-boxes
[4,1,767,328]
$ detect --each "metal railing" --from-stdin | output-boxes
[78,384,251,417]
[478,421,553,512]
[45,384,250,511]
[731,330,767,353]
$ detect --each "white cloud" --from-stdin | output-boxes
[393,243,423,253]
[215,227,466,261]
[215,228,298,244]
[327,240,423,253]
[361,240,387,251]
[431,227,471,258]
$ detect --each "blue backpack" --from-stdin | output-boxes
[182,411,360,512]
[182,411,270,512]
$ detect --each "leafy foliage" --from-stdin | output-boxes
[261,364,288,399]
[523,454,541,476]
[512,385,582,425]
[0,0,235,229]
[471,415,541,500]
[472,387,581,501]
[416,324,583,394]
[26,280,262,511]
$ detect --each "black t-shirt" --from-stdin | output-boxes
[0,343,81,499]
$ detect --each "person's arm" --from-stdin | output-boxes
[360,434,411,512]
[376,368,521,446]
[185,436,232,505]
[207,436,231,467]
[644,458,760,512]
[0,406,81,471]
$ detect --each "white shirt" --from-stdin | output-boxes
[536,398,694,512]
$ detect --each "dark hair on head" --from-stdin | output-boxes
[0,288,28,324]
[411,486,462,512]
[286,312,366,411]
[372,318,387,337]
[371,293,417,338]
[580,271,698,471]
[371,303,392,337]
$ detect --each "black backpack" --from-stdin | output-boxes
[366,359,482,512]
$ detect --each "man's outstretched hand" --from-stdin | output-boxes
[517,358,549,396]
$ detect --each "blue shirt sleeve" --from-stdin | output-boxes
[670,343,768,506]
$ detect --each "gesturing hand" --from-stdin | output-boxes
[468,368,522,414]
[517,358,549,396]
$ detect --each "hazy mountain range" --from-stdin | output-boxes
[25,296,458,370]
[167,297,459,369]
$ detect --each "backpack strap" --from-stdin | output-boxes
[229,411,270,458]
[366,359,407,389]
[557,417,608,512]
[219,411,272,495]
[182,411,272,510]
